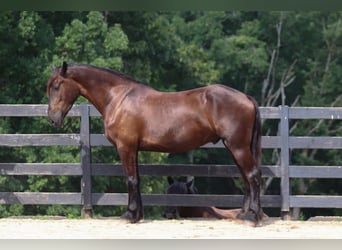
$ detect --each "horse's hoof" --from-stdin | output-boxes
[121,210,143,223]
[120,211,132,221]
[236,210,262,226]
[237,210,251,220]
[164,213,177,219]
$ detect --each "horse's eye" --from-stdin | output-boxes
[53,81,61,90]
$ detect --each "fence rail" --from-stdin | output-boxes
[1,104,342,219]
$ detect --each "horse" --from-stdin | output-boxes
[46,62,264,225]
[164,177,241,220]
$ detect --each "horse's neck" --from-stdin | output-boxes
[71,68,129,116]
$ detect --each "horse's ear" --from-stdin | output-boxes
[186,178,194,189]
[167,176,174,185]
[61,61,68,76]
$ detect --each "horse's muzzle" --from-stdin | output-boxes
[48,110,64,128]
[164,213,177,219]
[163,207,178,219]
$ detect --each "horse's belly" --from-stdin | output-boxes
[139,126,219,153]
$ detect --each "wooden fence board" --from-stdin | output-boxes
[259,107,281,119]
[1,105,341,120]
[4,134,340,149]
[0,163,81,176]
[290,195,342,208]
[0,134,80,146]
[289,107,342,119]
[280,105,290,216]
[0,163,280,178]
[5,192,339,208]
[80,104,92,215]
[91,164,281,178]
[0,192,81,205]
[0,104,81,116]
[289,166,342,178]
[90,134,282,148]
[92,193,281,207]
[143,194,244,207]
[289,136,342,149]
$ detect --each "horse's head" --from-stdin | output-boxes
[47,62,80,127]
[163,177,198,219]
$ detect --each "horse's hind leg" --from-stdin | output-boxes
[224,141,262,224]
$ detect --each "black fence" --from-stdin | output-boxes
[0,104,342,219]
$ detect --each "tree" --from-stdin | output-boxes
[290,13,342,219]
[53,11,128,70]
[0,10,56,216]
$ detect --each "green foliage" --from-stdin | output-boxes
[176,43,219,86]
[18,11,40,41]
[0,11,54,104]
[210,34,268,90]
[301,16,342,107]
[0,205,24,217]
[53,11,128,70]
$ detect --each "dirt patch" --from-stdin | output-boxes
[0,217,341,239]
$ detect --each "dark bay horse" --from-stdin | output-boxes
[46,62,264,225]
[164,177,241,220]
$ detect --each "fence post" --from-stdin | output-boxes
[279,105,291,220]
[80,104,93,218]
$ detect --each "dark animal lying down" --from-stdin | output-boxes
[164,177,241,219]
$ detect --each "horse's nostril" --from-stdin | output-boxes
[164,213,176,219]
[49,118,58,127]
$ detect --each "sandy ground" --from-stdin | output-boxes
[0,217,341,239]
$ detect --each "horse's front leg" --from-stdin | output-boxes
[117,145,143,223]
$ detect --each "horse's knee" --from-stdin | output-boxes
[247,166,261,180]
[127,175,139,187]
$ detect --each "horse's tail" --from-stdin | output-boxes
[248,96,262,171]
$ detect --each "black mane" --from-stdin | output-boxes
[66,63,143,84]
